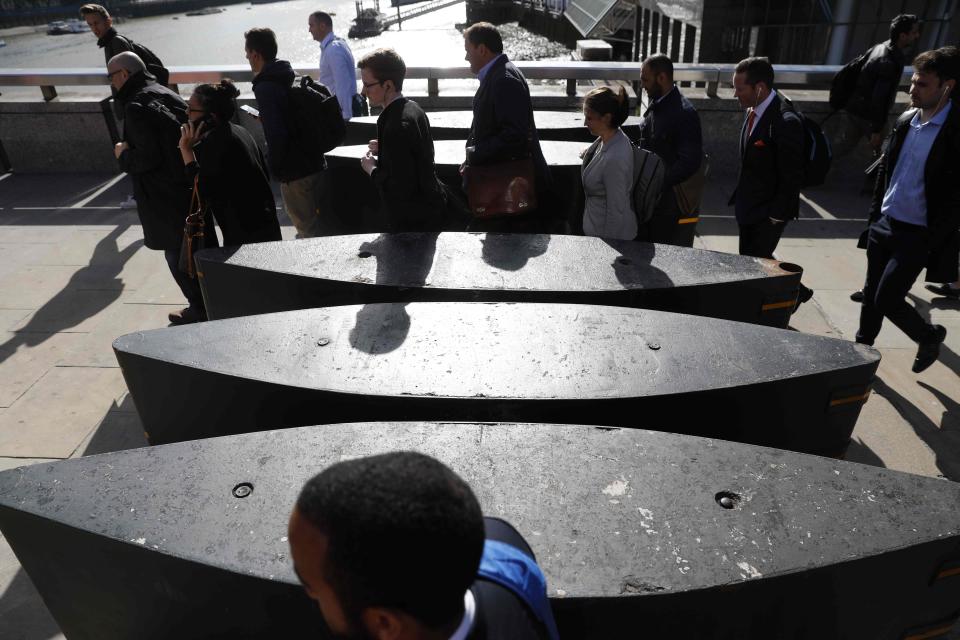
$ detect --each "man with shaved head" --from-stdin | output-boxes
[109,52,214,325]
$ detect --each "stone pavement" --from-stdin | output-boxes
[0,171,957,639]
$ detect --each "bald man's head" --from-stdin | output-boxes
[107,52,147,90]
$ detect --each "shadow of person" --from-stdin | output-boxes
[0,568,63,640]
[907,292,960,377]
[349,233,439,355]
[928,296,960,312]
[0,224,142,366]
[843,437,887,468]
[603,239,674,289]
[872,376,960,481]
[480,232,550,272]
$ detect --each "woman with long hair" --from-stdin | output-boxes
[580,85,636,240]
[178,80,281,247]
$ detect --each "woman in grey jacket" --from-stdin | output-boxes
[580,86,636,240]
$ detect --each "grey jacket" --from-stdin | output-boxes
[581,129,636,240]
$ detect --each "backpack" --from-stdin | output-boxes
[829,47,871,111]
[630,144,665,225]
[288,75,346,156]
[133,95,189,178]
[780,97,832,188]
[118,35,170,87]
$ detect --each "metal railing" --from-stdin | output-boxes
[0,62,913,101]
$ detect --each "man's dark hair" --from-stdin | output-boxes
[890,14,919,43]
[79,3,109,19]
[244,28,278,62]
[642,53,673,80]
[464,22,503,55]
[358,48,407,91]
[735,56,775,88]
[913,47,959,86]
[310,11,333,28]
[296,451,485,629]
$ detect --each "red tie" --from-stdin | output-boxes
[746,109,757,137]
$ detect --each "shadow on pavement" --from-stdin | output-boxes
[843,437,886,468]
[0,224,142,366]
[0,569,62,640]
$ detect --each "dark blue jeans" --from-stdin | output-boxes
[857,215,935,344]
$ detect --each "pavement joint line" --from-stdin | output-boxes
[699,213,867,221]
[0,173,12,183]
[13,206,123,211]
[70,173,127,209]
[799,193,838,220]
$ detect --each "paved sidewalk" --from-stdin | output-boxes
[0,172,957,638]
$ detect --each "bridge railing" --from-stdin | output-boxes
[0,62,913,101]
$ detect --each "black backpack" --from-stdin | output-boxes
[630,144,665,225]
[829,48,871,111]
[117,35,170,87]
[288,75,346,156]
[780,97,832,188]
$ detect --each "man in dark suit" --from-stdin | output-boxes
[462,22,554,233]
[638,53,703,246]
[729,56,813,308]
[357,47,445,232]
[856,48,959,373]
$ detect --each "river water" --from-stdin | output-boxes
[0,0,573,100]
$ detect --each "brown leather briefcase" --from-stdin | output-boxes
[464,157,538,219]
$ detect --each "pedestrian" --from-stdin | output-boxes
[729,56,814,310]
[580,86,636,240]
[245,27,325,238]
[108,52,214,325]
[856,48,959,373]
[462,22,556,233]
[637,53,703,246]
[308,11,365,120]
[834,14,921,158]
[177,80,282,248]
[357,48,446,232]
[288,451,558,639]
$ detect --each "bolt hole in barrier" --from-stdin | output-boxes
[357,251,373,258]
[715,490,741,509]
[232,482,253,498]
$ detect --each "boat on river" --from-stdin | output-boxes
[46,20,87,35]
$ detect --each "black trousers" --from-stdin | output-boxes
[738,218,787,259]
[164,248,205,311]
[856,215,936,344]
[637,190,690,246]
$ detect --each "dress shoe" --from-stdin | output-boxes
[850,289,865,303]
[168,306,206,326]
[925,283,960,299]
[912,325,947,374]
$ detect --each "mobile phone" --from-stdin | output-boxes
[240,104,259,118]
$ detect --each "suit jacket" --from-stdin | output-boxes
[372,97,445,231]
[728,92,803,225]
[466,55,550,187]
[870,104,960,282]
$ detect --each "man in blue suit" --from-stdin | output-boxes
[462,22,555,233]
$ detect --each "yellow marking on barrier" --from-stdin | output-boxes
[829,391,871,407]
[761,299,797,311]
[935,566,960,580]
[903,623,955,640]
[677,216,699,224]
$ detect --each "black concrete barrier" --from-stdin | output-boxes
[343,110,644,145]
[113,303,879,455]
[1,422,958,639]
[196,233,803,328]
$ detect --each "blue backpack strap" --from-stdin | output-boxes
[477,539,560,640]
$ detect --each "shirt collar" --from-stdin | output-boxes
[320,32,336,50]
[911,100,952,129]
[653,84,676,106]
[477,54,505,83]
[751,89,777,121]
[447,590,476,640]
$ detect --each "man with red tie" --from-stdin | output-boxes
[728,56,813,309]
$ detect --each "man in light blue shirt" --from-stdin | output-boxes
[856,47,959,373]
[309,11,361,120]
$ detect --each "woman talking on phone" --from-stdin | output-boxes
[178,80,282,247]
[580,86,636,240]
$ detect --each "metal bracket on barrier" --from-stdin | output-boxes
[41,85,57,101]
[0,138,11,173]
[99,97,121,146]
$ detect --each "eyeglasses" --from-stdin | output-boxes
[362,80,384,89]
[106,69,122,79]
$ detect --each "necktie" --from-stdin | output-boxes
[746,109,757,137]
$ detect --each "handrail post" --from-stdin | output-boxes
[41,85,58,102]
[566,78,576,97]
[428,77,439,98]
